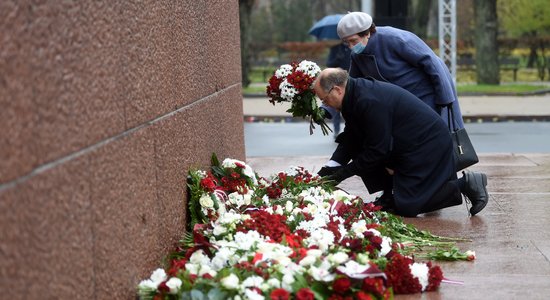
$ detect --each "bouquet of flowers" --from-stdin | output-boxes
[266,60,331,135]
[138,154,474,300]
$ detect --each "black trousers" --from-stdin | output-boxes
[360,169,462,217]
[417,180,463,215]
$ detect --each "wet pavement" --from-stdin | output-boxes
[246,154,550,299]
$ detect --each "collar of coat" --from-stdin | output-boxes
[342,77,356,117]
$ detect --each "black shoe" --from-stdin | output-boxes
[373,192,396,212]
[462,171,488,216]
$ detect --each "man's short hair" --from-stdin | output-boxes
[319,68,348,93]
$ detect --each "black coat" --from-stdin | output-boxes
[333,77,456,216]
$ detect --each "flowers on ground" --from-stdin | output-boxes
[138,154,474,300]
[266,60,331,135]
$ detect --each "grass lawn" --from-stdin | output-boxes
[243,67,550,95]
[244,82,550,95]
[456,83,550,94]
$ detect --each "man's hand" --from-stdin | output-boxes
[318,166,353,184]
[328,167,353,184]
[317,166,342,177]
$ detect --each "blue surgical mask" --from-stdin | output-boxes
[351,42,366,54]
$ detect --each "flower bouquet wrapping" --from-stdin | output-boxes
[138,154,474,300]
[266,60,331,135]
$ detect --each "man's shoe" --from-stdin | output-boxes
[462,171,489,216]
[372,192,396,213]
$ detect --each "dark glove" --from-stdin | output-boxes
[317,166,341,177]
[327,167,353,184]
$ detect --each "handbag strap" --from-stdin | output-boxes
[446,103,457,132]
[446,103,463,148]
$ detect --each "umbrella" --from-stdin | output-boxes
[308,14,344,40]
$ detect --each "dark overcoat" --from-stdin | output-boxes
[333,77,456,216]
[349,26,464,129]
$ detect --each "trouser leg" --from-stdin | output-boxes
[419,180,463,214]
[359,167,393,194]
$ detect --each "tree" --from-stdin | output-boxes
[239,0,255,87]
[498,0,550,78]
[409,0,438,39]
[473,0,500,84]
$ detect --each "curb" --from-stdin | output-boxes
[458,89,550,96]
[243,115,550,123]
[245,89,550,98]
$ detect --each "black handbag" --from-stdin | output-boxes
[446,104,479,171]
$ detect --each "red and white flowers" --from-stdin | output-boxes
[138,155,475,300]
[266,60,331,135]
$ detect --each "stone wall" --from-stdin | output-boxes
[0,1,244,299]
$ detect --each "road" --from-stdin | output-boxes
[244,121,550,157]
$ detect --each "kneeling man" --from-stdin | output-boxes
[314,68,488,217]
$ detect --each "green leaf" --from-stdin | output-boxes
[211,153,220,167]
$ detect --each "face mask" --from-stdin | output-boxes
[351,42,366,54]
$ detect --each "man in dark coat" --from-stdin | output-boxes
[314,68,488,217]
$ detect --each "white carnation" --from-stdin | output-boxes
[165,277,182,294]
[410,262,430,291]
[242,275,265,288]
[244,288,265,300]
[305,228,334,251]
[150,268,167,285]
[221,273,240,290]
[275,64,293,78]
[351,220,367,237]
[199,193,214,208]
[380,236,393,257]
[285,200,294,212]
[297,60,321,77]
[279,79,298,101]
[309,260,335,282]
[328,252,349,265]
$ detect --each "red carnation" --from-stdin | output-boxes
[332,277,352,294]
[157,281,170,294]
[296,288,315,300]
[362,277,385,296]
[200,175,218,192]
[426,262,444,291]
[355,291,374,300]
[270,288,290,300]
[285,234,303,248]
[385,254,422,294]
[167,258,187,276]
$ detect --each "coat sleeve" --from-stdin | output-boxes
[391,33,456,105]
[344,100,393,176]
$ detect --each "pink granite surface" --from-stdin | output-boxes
[0,2,244,299]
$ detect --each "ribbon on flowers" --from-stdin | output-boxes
[442,278,465,285]
[336,260,387,280]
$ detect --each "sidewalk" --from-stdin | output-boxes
[243,93,550,122]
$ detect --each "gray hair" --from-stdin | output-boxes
[318,68,348,93]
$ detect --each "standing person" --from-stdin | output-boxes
[314,68,488,217]
[336,11,464,129]
[325,43,351,139]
